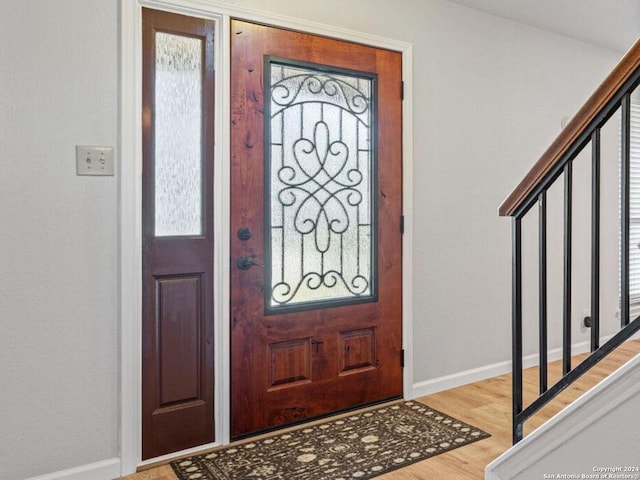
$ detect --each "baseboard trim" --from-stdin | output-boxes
[25,458,121,480]
[408,335,617,399]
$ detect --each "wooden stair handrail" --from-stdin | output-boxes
[499,38,640,217]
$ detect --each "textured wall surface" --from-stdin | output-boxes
[0,1,119,479]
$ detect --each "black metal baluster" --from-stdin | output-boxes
[538,191,548,393]
[621,93,631,327]
[505,70,640,445]
[591,129,601,351]
[512,217,523,443]
[563,161,573,375]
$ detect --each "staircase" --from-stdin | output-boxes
[496,37,640,450]
[486,352,640,479]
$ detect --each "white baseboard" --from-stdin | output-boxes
[408,335,619,399]
[408,356,516,399]
[25,458,121,480]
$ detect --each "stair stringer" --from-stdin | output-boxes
[486,353,640,480]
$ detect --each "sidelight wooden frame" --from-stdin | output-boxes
[119,0,414,474]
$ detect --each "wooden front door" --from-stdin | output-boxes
[141,8,215,460]
[231,20,403,438]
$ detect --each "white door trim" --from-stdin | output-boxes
[119,0,414,474]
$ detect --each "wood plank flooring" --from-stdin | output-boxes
[122,340,640,480]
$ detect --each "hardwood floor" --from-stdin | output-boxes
[122,340,640,480]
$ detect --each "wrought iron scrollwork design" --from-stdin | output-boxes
[267,61,376,310]
[271,73,370,120]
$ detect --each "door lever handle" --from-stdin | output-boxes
[237,255,265,270]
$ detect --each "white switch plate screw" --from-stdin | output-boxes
[76,145,114,176]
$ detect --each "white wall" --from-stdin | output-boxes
[0,0,631,478]
[0,1,119,479]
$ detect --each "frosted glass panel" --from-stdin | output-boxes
[267,61,376,310]
[154,32,203,237]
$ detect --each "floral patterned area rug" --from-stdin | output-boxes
[170,401,490,480]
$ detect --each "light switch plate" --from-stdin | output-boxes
[76,145,115,176]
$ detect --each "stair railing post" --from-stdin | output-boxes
[591,129,601,351]
[512,217,523,443]
[621,93,631,327]
[562,161,573,375]
[539,192,548,393]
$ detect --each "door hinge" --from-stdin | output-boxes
[400,215,405,234]
[400,349,405,368]
[400,80,404,100]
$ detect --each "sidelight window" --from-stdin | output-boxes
[154,32,203,237]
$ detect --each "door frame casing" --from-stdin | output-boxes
[119,0,414,474]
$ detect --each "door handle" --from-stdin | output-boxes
[237,255,265,270]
